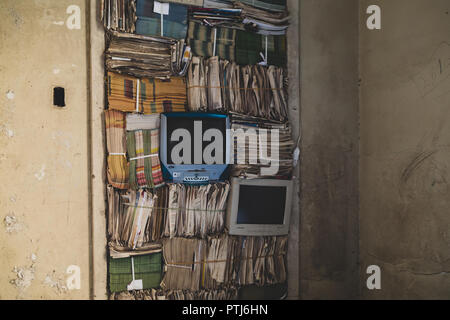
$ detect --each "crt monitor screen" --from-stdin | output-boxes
[166,115,227,165]
[236,185,287,225]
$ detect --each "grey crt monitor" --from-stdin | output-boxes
[226,178,293,236]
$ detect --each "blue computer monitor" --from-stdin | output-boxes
[160,112,230,183]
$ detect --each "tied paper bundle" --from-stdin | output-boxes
[136,0,188,40]
[101,0,137,33]
[231,113,295,178]
[163,183,230,238]
[187,56,288,121]
[187,20,236,62]
[109,253,162,293]
[127,129,163,189]
[188,6,242,29]
[126,111,163,189]
[160,238,206,291]
[187,56,223,111]
[235,30,286,67]
[107,72,187,114]
[106,31,190,78]
[239,0,286,12]
[202,0,234,9]
[230,236,288,286]
[107,186,168,256]
[234,1,289,35]
[105,110,129,189]
[110,287,238,300]
[107,187,167,258]
[202,235,236,289]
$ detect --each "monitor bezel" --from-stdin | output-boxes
[227,177,293,236]
[160,112,231,182]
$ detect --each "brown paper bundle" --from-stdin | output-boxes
[163,183,230,238]
[187,56,288,121]
[109,287,238,300]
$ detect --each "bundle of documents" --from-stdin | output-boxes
[110,287,238,300]
[109,252,162,293]
[202,0,234,9]
[163,183,230,238]
[107,186,168,253]
[231,113,294,178]
[187,57,288,121]
[106,31,191,78]
[189,6,242,28]
[187,56,226,111]
[161,238,205,291]
[239,0,286,12]
[105,110,129,189]
[234,1,289,35]
[229,236,288,286]
[160,235,287,291]
[202,235,288,288]
[202,234,236,289]
[101,0,137,33]
[136,0,189,40]
[107,71,187,114]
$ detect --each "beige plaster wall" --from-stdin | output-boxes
[0,0,91,299]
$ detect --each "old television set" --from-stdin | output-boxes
[226,178,293,236]
[160,112,230,183]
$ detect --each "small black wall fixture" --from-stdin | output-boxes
[53,87,65,107]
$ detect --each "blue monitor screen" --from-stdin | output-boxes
[237,185,286,225]
[166,115,227,165]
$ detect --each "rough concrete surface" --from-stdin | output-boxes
[299,0,360,299]
[360,0,450,299]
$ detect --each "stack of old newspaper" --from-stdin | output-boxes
[106,31,190,78]
[187,56,288,121]
[163,183,230,238]
[159,235,288,290]
[230,113,295,178]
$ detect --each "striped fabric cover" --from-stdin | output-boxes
[105,110,129,189]
[127,129,163,189]
[186,20,236,61]
[107,71,187,114]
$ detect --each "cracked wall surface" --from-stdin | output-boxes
[360,0,450,299]
[0,0,90,299]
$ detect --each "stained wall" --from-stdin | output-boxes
[0,0,91,299]
[360,0,450,299]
